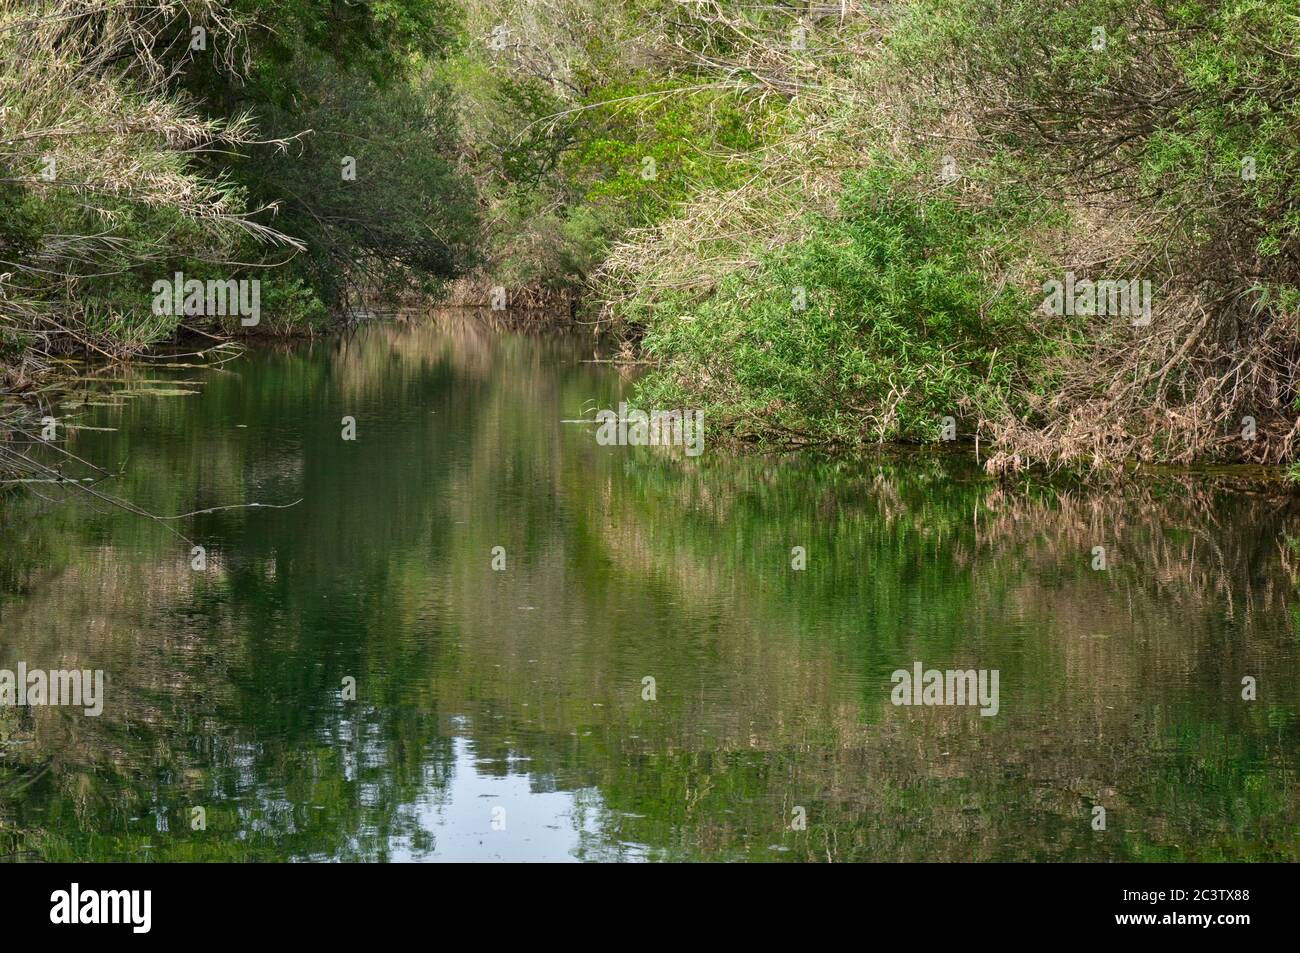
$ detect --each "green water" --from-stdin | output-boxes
[2,315,1299,862]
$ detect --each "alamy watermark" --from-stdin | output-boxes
[594,402,704,457]
[891,661,999,716]
[50,884,150,933]
[1042,272,1152,326]
[152,271,260,326]
[0,663,104,716]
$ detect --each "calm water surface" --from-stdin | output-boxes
[1,315,1298,861]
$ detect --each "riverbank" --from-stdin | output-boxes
[5,2,1298,479]
[583,3,1300,474]
[7,311,1300,496]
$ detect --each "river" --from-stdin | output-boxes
[1,314,1298,861]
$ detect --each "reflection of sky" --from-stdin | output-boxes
[391,736,646,862]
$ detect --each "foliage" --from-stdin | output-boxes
[636,162,1062,447]
[597,0,1300,469]
[0,0,480,380]
[444,0,781,292]
[187,0,480,308]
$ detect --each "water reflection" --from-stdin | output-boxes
[1,314,1298,861]
[384,732,643,863]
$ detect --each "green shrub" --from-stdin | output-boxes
[634,160,1066,448]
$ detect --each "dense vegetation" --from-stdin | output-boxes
[456,0,1300,470]
[0,0,478,378]
[3,0,1299,471]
